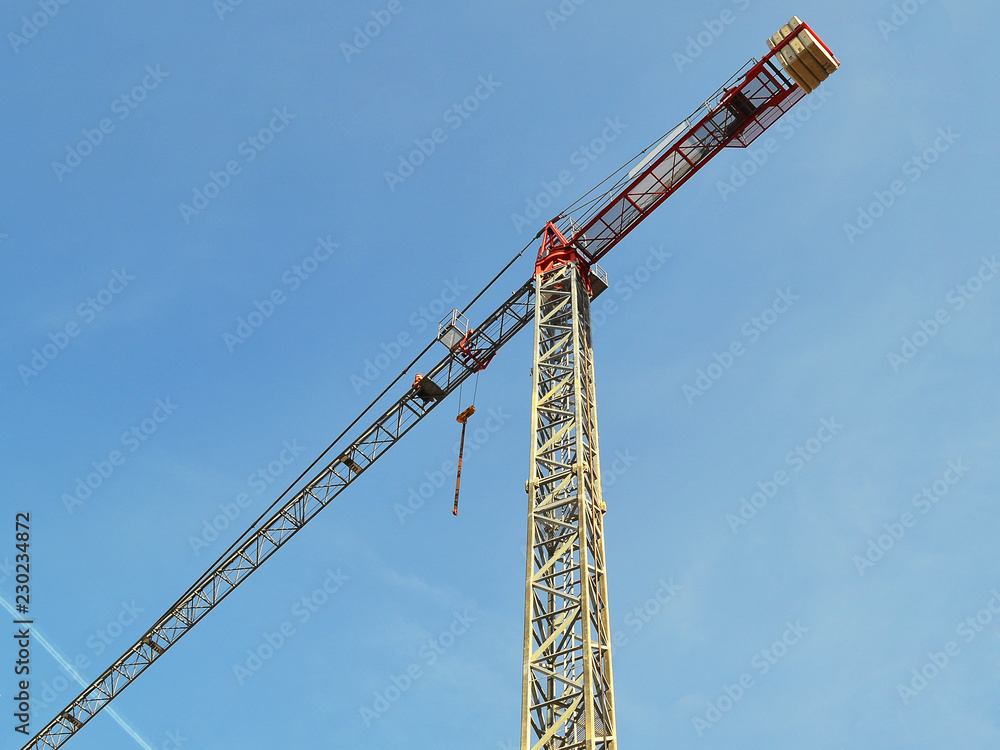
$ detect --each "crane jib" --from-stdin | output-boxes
[23,280,537,750]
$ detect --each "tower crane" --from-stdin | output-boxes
[25,17,838,750]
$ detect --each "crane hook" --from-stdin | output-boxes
[453,405,476,515]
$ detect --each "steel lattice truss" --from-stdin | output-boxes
[25,280,536,750]
[562,56,804,266]
[27,22,838,747]
[521,263,616,750]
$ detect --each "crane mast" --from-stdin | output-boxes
[25,18,837,749]
[522,229,616,750]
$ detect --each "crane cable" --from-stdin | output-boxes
[188,135,668,554]
[173,239,533,605]
[173,126,671,603]
[554,124,689,225]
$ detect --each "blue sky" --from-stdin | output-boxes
[2,0,999,748]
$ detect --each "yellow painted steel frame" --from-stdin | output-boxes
[521,262,616,750]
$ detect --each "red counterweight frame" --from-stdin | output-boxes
[535,23,837,276]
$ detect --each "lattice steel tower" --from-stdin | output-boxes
[23,18,840,748]
[521,225,616,750]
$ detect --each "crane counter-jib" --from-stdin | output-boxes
[567,52,808,267]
